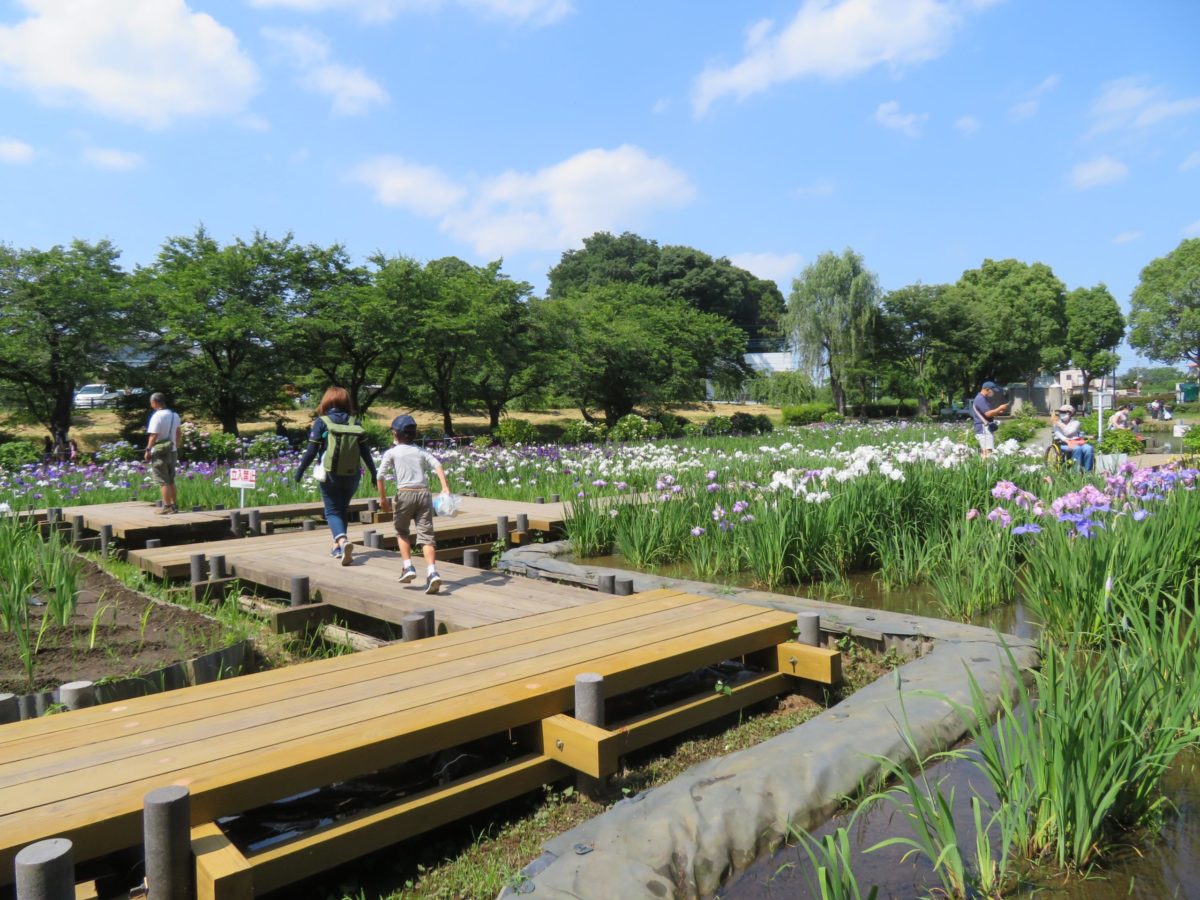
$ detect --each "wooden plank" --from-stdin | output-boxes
[246,754,564,894]
[268,602,336,635]
[0,606,794,870]
[772,642,842,685]
[538,672,792,777]
[192,821,253,900]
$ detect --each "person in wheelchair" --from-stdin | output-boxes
[1051,404,1094,472]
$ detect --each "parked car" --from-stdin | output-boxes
[73,384,123,408]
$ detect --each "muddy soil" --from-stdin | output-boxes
[0,562,228,695]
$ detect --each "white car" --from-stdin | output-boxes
[73,383,123,409]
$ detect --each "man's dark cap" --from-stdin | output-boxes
[390,415,417,431]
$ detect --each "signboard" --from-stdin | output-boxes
[229,468,257,490]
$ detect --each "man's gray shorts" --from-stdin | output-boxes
[149,447,177,486]
[392,489,436,547]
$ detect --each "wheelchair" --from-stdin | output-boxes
[1044,441,1066,472]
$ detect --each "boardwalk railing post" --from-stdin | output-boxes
[462,548,481,569]
[247,509,262,536]
[401,614,427,642]
[143,786,191,900]
[614,578,634,596]
[15,837,74,900]
[290,576,310,608]
[597,574,615,594]
[58,681,95,711]
[209,554,227,580]
[574,673,606,797]
[796,611,821,647]
[70,515,84,546]
[99,524,113,558]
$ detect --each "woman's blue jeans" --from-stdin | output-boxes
[320,473,360,541]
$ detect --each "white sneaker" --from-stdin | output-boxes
[399,565,417,584]
[424,572,442,595]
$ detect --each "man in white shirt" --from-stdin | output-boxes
[145,393,182,514]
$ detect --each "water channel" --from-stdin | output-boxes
[579,555,1200,898]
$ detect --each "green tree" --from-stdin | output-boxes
[785,249,880,414]
[0,240,132,444]
[947,258,1067,392]
[877,283,953,416]
[1065,283,1124,401]
[548,231,785,341]
[1129,238,1200,367]
[541,283,748,426]
[462,266,542,431]
[1118,366,1186,393]
[141,227,317,435]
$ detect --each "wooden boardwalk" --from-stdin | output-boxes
[0,591,839,896]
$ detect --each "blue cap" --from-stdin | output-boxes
[390,414,416,431]
[981,381,999,390]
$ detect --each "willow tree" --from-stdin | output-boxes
[786,249,880,414]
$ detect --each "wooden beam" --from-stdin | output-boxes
[193,821,253,900]
[537,672,793,777]
[267,602,337,635]
[245,754,563,894]
[771,642,842,685]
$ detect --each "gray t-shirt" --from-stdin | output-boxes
[377,443,442,489]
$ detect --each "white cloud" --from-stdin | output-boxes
[1181,151,1200,172]
[795,178,835,197]
[82,147,143,170]
[0,0,258,129]
[1087,76,1200,137]
[652,97,671,114]
[874,100,927,138]
[954,114,979,135]
[353,145,695,256]
[1008,74,1058,120]
[1070,155,1128,190]
[349,156,467,217]
[263,27,387,116]
[1186,220,1200,237]
[1009,99,1037,120]
[729,252,803,286]
[0,137,34,163]
[247,0,572,25]
[1111,230,1142,245]
[690,0,982,117]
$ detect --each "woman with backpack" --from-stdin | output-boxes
[294,386,377,566]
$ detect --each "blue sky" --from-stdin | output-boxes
[1,0,1198,369]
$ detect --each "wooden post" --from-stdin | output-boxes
[597,574,615,594]
[401,614,427,642]
[143,786,191,900]
[70,515,84,546]
[289,576,310,608]
[796,611,821,647]
[14,838,74,900]
[99,525,113,558]
[58,681,95,711]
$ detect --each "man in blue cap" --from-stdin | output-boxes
[971,381,1010,459]
[376,414,452,594]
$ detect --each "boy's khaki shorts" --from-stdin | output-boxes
[393,489,436,547]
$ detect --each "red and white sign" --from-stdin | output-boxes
[229,468,257,490]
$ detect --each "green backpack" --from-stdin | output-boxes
[319,415,366,477]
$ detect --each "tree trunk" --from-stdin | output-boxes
[917,396,929,417]
[487,402,502,431]
[440,404,454,437]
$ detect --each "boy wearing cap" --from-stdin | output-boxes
[376,415,452,594]
[971,381,1010,459]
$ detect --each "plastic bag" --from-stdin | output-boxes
[312,463,327,482]
[433,492,462,517]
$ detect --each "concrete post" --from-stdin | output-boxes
[191,505,202,513]
[247,509,262,536]
[534,496,545,504]
[515,513,529,536]
[209,554,227,580]
[263,522,275,536]
[416,607,436,638]
[550,494,561,503]
[574,673,605,727]
[289,576,310,608]
[614,578,634,596]
[796,611,821,647]
[70,515,84,546]
[228,510,242,538]
[47,507,61,525]
[302,519,315,532]
[214,504,225,511]
[367,499,378,515]
[14,838,74,900]
[462,548,481,569]
[99,525,113,558]
[496,516,509,547]
[145,539,162,550]
[58,681,95,711]
[0,692,18,724]
[363,529,376,549]
[188,554,206,586]
[401,614,427,642]
[597,574,615,594]
[143,786,191,900]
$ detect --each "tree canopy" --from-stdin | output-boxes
[1129,238,1200,366]
[1065,283,1124,395]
